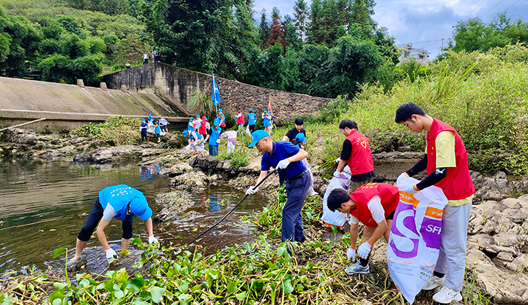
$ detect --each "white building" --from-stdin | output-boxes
[398,43,430,65]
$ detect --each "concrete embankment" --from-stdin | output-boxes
[0,77,187,132]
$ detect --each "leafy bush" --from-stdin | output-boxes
[229,149,251,169]
[71,116,140,145]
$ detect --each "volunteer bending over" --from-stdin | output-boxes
[68,184,158,269]
[246,130,311,248]
[327,183,399,275]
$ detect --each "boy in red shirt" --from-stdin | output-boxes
[395,102,474,304]
[327,183,399,275]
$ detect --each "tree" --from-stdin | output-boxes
[259,9,271,49]
[293,0,308,41]
[269,7,282,46]
[350,0,377,38]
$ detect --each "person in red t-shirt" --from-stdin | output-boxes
[327,183,399,275]
[236,110,245,131]
[199,116,207,136]
[335,119,375,192]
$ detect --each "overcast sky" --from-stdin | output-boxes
[253,0,528,59]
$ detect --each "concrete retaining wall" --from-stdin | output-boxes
[0,77,187,132]
[103,63,333,123]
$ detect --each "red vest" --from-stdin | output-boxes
[199,120,207,135]
[426,118,475,200]
[346,130,375,175]
[237,114,244,124]
[350,183,400,227]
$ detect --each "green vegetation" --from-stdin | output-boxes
[71,115,141,145]
[0,0,149,82]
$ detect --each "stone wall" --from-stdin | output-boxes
[103,63,333,123]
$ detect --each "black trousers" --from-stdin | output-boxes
[77,199,133,241]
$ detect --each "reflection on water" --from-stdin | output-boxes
[0,160,267,273]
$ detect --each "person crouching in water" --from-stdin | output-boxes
[327,183,399,274]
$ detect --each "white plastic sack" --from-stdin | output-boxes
[321,166,352,227]
[387,175,448,304]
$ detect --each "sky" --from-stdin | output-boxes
[252,0,528,59]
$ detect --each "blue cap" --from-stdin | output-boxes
[295,133,307,142]
[264,110,268,113]
[130,197,152,221]
[183,130,188,137]
[248,130,269,148]
[189,117,193,120]
[249,109,253,112]
[141,118,145,121]
[196,114,200,118]
[148,114,152,117]
[213,119,220,125]
[155,121,159,124]
[219,109,223,112]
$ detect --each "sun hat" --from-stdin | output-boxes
[248,130,270,148]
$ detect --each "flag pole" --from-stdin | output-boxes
[213,73,218,116]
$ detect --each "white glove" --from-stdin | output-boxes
[148,235,159,244]
[105,248,117,261]
[277,159,290,169]
[404,185,418,194]
[347,247,356,260]
[246,186,258,195]
[336,158,341,163]
[333,170,341,178]
[216,139,220,144]
[357,242,372,259]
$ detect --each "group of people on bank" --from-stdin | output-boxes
[70,102,473,304]
[139,114,169,143]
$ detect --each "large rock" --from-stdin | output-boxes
[154,191,195,222]
[0,128,37,145]
[158,163,193,177]
[189,155,220,170]
[169,171,208,192]
[74,145,165,164]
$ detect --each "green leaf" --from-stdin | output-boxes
[283,279,294,294]
[114,289,124,299]
[235,291,247,300]
[226,281,237,294]
[150,287,165,303]
[127,279,143,291]
[53,283,67,292]
[52,248,67,259]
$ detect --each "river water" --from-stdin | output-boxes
[0,159,267,273]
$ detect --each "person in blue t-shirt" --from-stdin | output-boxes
[68,185,159,270]
[218,109,226,128]
[208,119,222,156]
[154,121,161,143]
[140,119,148,143]
[246,130,312,248]
[189,129,204,154]
[248,109,257,133]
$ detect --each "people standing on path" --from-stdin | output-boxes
[140,119,148,143]
[335,120,375,192]
[395,102,475,304]
[262,110,271,133]
[208,119,222,156]
[248,109,256,134]
[327,183,399,275]
[143,53,149,64]
[282,118,306,142]
[67,185,158,270]
[220,130,238,154]
[154,121,161,143]
[236,111,245,131]
[246,130,311,252]
[218,109,226,128]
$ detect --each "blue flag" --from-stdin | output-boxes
[212,75,221,106]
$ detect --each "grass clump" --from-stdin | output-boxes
[71,115,141,146]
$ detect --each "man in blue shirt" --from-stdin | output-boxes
[208,119,222,156]
[68,185,158,270]
[246,130,311,248]
[140,119,148,143]
[248,109,256,133]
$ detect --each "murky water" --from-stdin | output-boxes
[0,159,267,273]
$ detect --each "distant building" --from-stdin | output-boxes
[398,43,430,65]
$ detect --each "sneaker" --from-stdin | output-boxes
[432,286,462,304]
[344,261,370,275]
[422,275,445,290]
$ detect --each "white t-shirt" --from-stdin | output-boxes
[349,195,386,225]
[223,130,237,139]
[103,205,117,221]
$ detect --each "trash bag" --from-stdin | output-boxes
[387,175,448,304]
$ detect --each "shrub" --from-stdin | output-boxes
[71,115,141,145]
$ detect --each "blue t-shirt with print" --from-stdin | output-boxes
[98,184,147,221]
[155,124,161,134]
[248,113,256,125]
[187,121,194,131]
[261,141,307,180]
[141,122,148,132]
[209,127,222,145]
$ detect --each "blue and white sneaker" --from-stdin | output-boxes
[345,261,370,275]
